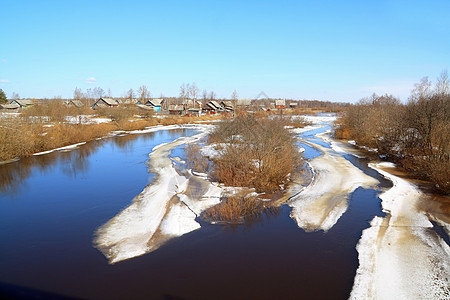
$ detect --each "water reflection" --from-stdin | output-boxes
[0,129,193,195]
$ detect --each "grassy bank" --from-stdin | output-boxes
[0,104,220,162]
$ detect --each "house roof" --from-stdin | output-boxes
[136,104,153,110]
[221,101,233,108]
[68,100,84,107]
[11,99,34,106]
[0,103,20,109]
[168,104,184,111]
[275,99,286,106]
[146,99,163,106]
[99,98,119,106]
[208,101,222,109]
[236,99,252,106]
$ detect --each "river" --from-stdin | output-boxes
[0,117,448,299]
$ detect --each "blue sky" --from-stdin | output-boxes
[1,0,449,102]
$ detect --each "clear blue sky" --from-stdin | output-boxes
[1,0,449,102]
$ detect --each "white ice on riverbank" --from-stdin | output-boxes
[289,147,378,231]
[33,142,86,155]
[94,126,222,263]
[350,163,450,300]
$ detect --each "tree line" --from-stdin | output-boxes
[335,71,450,193]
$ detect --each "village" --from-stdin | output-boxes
[0,92,348,117]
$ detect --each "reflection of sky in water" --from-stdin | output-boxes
[0,118,400,299]
[298,143,321,160]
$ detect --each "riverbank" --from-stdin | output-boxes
[0,114,221,163]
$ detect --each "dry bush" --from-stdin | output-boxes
[22,100,82,123]
[209,115,300,193]
[203,191,266,222]
[185,143,209,173]
[335,90,450,194]
[95,105,138,122]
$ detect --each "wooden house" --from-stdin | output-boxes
[0,102,20,110]
[289,102,298,109]
[203,100,223,113]
[275,99,286,109]
[64,100,84,108]
[187,107,202,117]
[168,104,184,115]
[144,99,165,111]
[92,98,119,110]
[10,99,34,109]
[221,101,234,112]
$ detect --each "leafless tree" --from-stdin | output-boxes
[209,91,216,100]
[202,89,208,100]
[190,82,199,101]
[435,70,449,95]
[93,87,104,99]
[231,90,238,110]
[179,83,187,99]
[126,88,135,103]
[73,87,83,99]
[137,85,151,103]
[11,92,20,99]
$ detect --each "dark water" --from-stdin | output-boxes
[0,126,390,299]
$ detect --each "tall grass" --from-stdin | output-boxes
[203,191,266,222]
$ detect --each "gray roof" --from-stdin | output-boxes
[168,104,184,111]
[98,98,119,106]
[11,99,34,106]
[208,101,222,109]
[146,99,164,106]
[65,100,84,107]
[221,101,233,108]
[0,103,20,109]
[236,99,252,106]
[136,104,153,110]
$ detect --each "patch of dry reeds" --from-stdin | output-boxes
[203,191,266,222]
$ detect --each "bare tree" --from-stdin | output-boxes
[186,83,191,99]
[209,91,216,100]
[11,92,20,100]
[231,90,238,110]
[202,89,208,100]
[435,70,449,95]
[107,88,112,98]
[190,82,199,101]
[410,77,432,102]
[93,87,104,99]
[137,85,151,103]
[126,88,135,103]
[73,87,83,99]
[179,83,186,100]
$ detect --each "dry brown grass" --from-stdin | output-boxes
[0,107,223,162]
[203,191,266,222]
[185,143,209,173]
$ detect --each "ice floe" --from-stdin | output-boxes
[94,128,221,263]
[350,163,450,299]
[288,147,378,231]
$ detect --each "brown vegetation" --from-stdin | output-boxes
[0,101,221,162]
[203,190,266,222]
[209,115,300,193]
[335,73,450,194]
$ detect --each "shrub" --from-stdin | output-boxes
[209,115,300,193]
